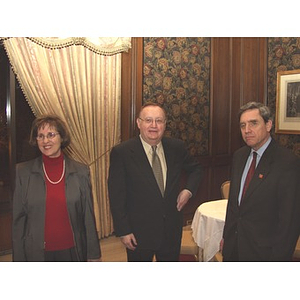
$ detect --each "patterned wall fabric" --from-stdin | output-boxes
[143,37,210,156]
[268,37,300,156]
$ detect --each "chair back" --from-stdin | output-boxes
[220,181,230,199]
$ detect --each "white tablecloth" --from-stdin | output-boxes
[191,199,228,261]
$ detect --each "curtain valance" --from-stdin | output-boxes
[1,37,131,55]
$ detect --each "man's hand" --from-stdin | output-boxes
[177,189,192,211]
[121,233,137,250]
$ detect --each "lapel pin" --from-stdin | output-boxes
[259,174,264,179]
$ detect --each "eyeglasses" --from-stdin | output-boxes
[36,132,60,141]
[138,117,166,125]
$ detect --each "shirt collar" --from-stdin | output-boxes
[252,136,272,157]
[139,135,162,152]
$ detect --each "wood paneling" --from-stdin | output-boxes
[121,38,143,141]
[210,38,232,156]
[206,37,267,202]
[184,37,268,222]
[0,48,14,253]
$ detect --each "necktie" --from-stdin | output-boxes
[242,152,257,198]
[151,145,164,196]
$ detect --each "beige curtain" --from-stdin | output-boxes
[3,37,130,238]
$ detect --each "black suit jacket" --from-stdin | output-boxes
[223,139,300,261]
[108,136,203,251]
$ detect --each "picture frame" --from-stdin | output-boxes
[276,69,300,134]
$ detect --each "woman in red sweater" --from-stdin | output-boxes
[12,115,101,261]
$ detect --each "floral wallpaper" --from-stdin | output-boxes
[267,37,300,156]
[143,37,210,156]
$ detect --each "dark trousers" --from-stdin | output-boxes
[126,247,180,262]
[126,237,181,262]
[223,238,239,262]
[44,247,78,262]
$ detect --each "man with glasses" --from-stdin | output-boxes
[108,102,203,261]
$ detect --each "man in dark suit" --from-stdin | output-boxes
[108,103,203,261]
[222,102,300,261]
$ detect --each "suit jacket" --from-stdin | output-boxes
[223,139,300,261]
[108,136,203,251]
[12,155,101,261]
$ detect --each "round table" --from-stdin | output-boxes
[191,199,228,261]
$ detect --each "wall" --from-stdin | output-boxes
[268,37,300,154]
[0,45,12,253]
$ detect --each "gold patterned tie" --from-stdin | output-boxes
[151,145,164,196]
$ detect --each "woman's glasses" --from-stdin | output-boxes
[36,132,60,141]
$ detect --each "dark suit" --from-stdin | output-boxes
[223,139,300,261]
[108,136,203,260]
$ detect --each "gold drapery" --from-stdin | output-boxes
[1,37,131,55]
[3,37,128,238]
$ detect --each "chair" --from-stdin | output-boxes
[213,251,223,262]
[220,180,230,199]
[180,225,199,261]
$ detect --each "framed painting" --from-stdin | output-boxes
[276,69,300,134]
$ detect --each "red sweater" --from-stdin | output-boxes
[43,153,75,251]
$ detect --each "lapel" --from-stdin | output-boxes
[31,155,44,177]
[161,137,175,197]
[231,147,250,206]
[130,137,163,197]
[235,147,251,186]
[64,155,77,179]
[240,140,276,206]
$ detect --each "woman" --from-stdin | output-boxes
[12,115,101,261]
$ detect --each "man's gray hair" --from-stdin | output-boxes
[238,102,273,124]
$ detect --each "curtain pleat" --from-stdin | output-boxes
[4,37,122,238]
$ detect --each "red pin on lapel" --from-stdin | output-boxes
[259,174,264,179]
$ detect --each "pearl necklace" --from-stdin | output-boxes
[43,160,65,185]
